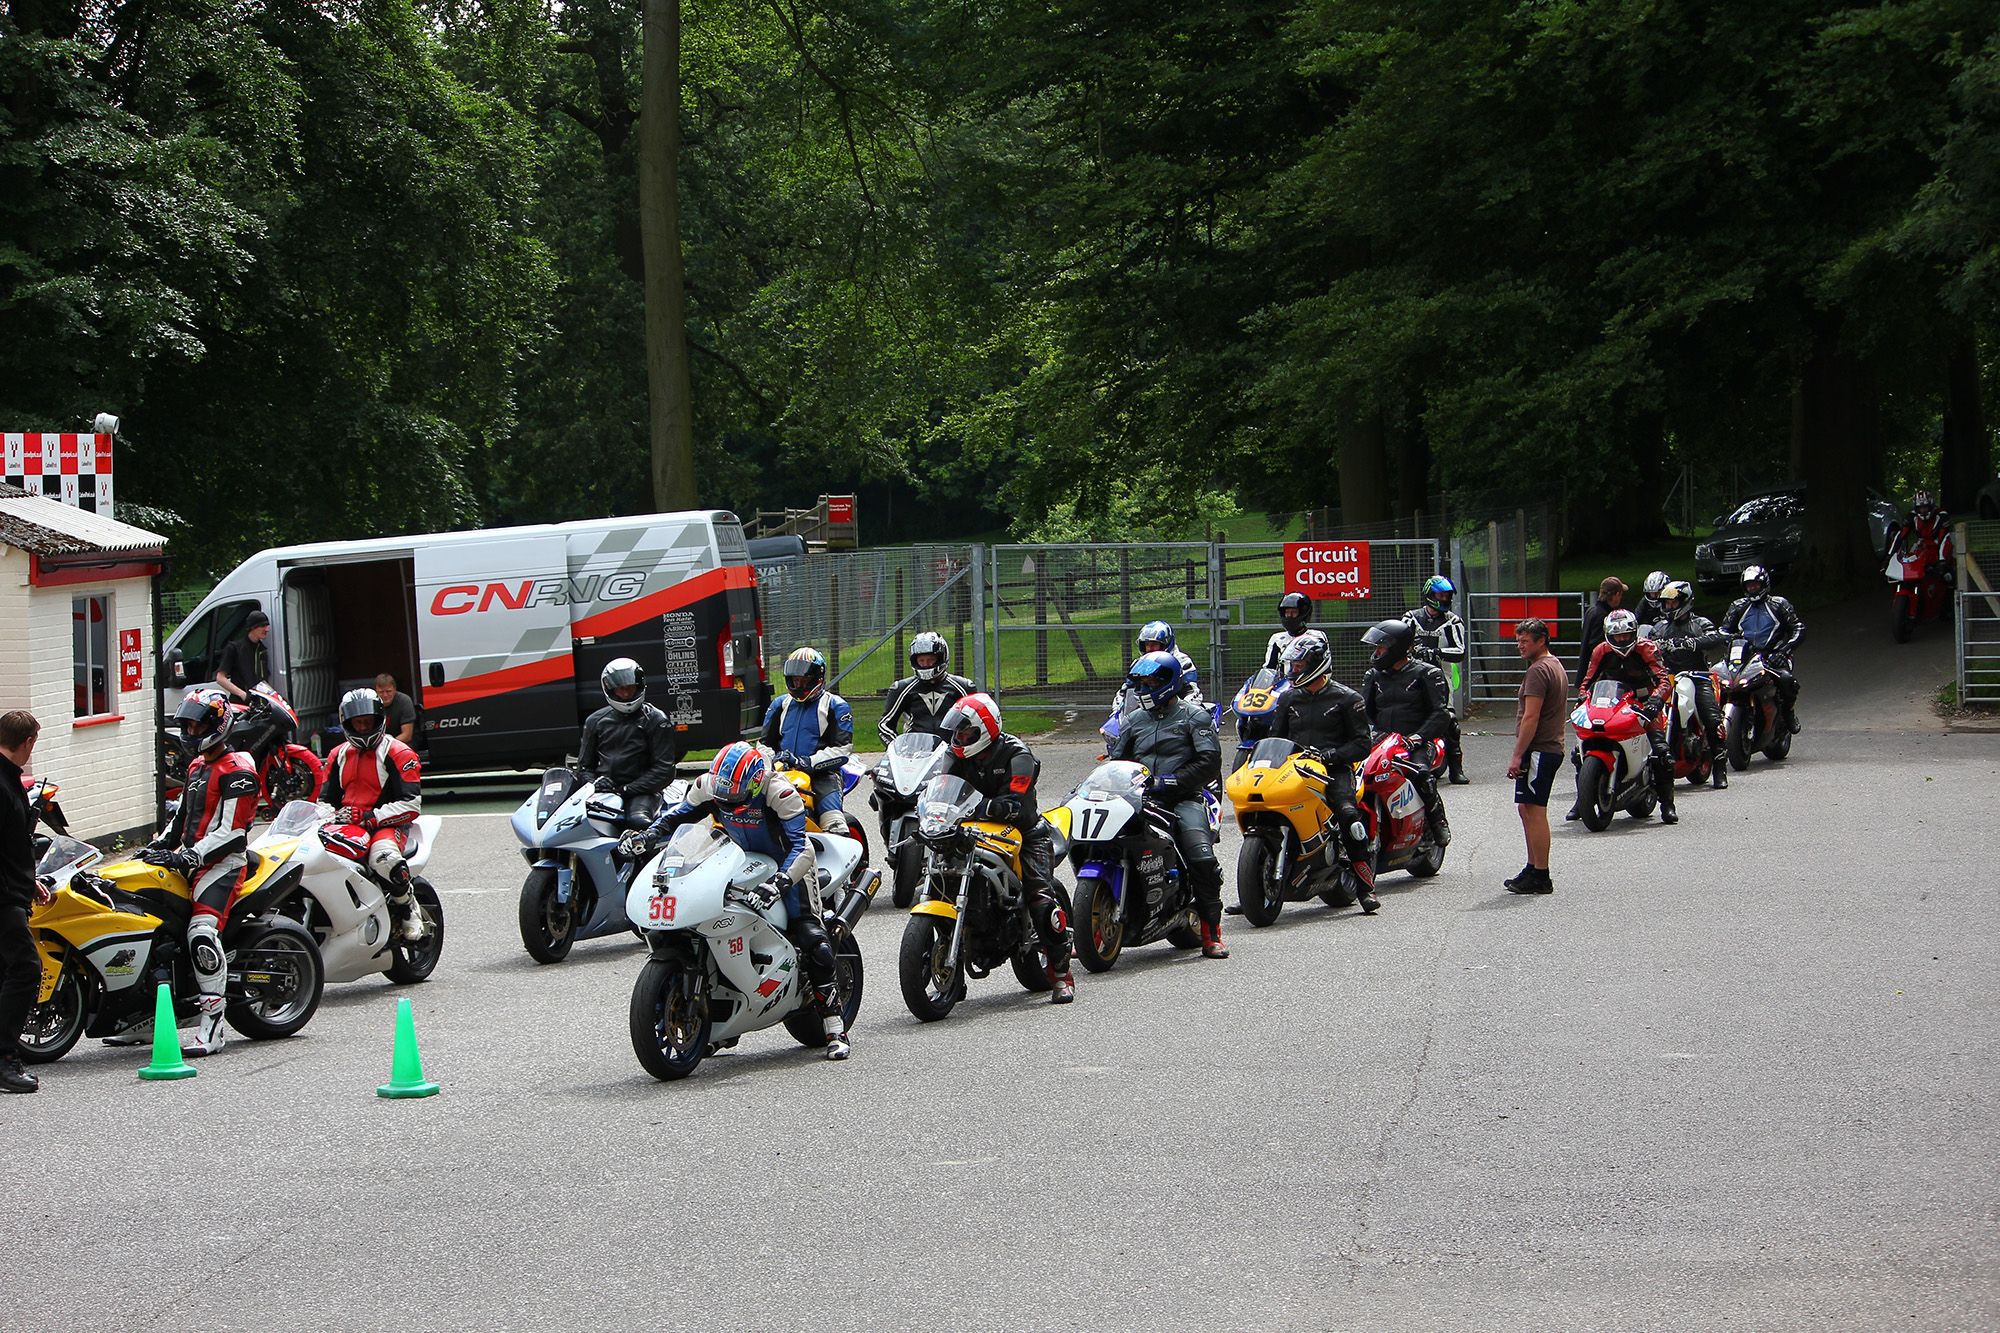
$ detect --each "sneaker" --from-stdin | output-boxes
[1503,865,1537,894]
[822,1029,851,1061]
[1529,868,1554,895]
[1047,966,1076,1004]
[182,1011,229,1058]
[0,1058,37,1094]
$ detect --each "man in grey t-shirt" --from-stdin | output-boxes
[375,673,417,746]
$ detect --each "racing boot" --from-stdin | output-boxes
[183,998,229,1057]
[1200,919,1230,959]
[1653,757,1679,825]
[0,1057,37,1094]
[821,1012,851,1061]
[1446,735,1469,785]
[387,864,427,943]
[1349,860,1380,915]
[1710,744,1729,790]
[1047,965,1076,1004]
[182,920,229,1056]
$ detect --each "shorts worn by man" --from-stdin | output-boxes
[1506,620,1567,895]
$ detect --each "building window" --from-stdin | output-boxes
[73,594,113,718]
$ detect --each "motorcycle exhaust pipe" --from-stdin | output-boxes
[833,869,883,932]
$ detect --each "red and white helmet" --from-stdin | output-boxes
[942,692,1002,759]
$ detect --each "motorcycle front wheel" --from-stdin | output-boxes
[1578,755,1614,832]
[1725,708,1750,771]
[1763,725,1793,762]
[891,838,923,910]
[1234,835,1287,927]
[1893,595,1913,643]
[1072,875,1125,973]
[18,964,87,1064]
[899,915,964,1020]
[630,956,710,1081]
[518,866,577,964]
[386,879,445,984]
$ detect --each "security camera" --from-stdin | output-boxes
[92,412,120,436]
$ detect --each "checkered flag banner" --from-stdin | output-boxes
[2,432,114,513]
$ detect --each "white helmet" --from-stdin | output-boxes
[600,658,646,714]
[908,631,949,684]
[1604,609,1640,656]
[1643,571,1670,601]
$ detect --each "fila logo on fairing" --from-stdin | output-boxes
[429,572,648,616]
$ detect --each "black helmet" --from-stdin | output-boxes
[1278,592,1312,635]
[601,658,646,714]
[1362,618,1416,667]
[175,688,232,754]
[908,631,949,683]
[339,687,387,750]
[1280,630,1332,690]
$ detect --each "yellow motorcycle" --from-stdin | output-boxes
[897,775,1071,1020]
[19,835,326,1063]
[1223,737,1363,926]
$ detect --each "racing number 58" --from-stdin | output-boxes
[649,894,677,923]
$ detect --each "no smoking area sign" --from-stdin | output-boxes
[1284,541,1372,599]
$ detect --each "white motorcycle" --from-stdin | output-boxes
[248,800,446,984]
[869,732,954,908]
[624,823,880,1081]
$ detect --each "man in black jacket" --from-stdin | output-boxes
[1648,581,1729,790]
[215,609,272,702]
[1271,632,1379,913]
[577,659,678,825]
[1360,619,1453,846]
[1717,565,1805,734]
[1,710,51,1093]
[1577,577,1626,678]
[1109,651,1228,958]
[876,631,975,746]
[939,692,1075,1002]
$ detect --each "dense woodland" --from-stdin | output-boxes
[2,0,1995,583]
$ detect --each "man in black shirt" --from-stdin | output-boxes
[215,609,272,702]
[1,710,53,1093]
[1576,578,1625,679]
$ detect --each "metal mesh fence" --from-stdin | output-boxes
[758,544,981,700]
[988,539,1441,711]
[1957,521,2000,707]
[1463,592,1589,709]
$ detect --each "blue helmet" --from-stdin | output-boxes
[1422,575,1456,612]
[1127,651,1183,710]
[1138,620,1176,654]
[710,742,768,806]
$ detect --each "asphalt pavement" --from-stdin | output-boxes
[9,604,1998,1330]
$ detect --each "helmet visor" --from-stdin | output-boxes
[912,652,942,671]
[607,682,643,704]
[345,713,382,737]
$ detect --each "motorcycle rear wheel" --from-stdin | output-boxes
[226,919,325,1040]
[1234,836,1285,927]
[898,916,963,1020]
[385,879,445,984]
[630,957,710,1080]
[787,928,864,1045]
[1579,755,1614,832]
[1072,876,1124,973]
[18,965,87,1064]
[518,866,577,965]
[1893,598,1913,643]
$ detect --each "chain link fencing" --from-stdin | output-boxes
[758,544,982,703]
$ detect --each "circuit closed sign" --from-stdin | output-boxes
[1283,542,1372,599]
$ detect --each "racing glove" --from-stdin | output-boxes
[339,806,369,826]
[774,751,801,770]
[1148,772,1185,804]
[618,831,655,859]
[981,796,1021,823]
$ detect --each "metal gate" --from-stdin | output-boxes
[988,540,1441,711]
[1464,592,1589,710]
[760,544,984,701]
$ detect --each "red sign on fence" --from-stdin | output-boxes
[825,495,856,525]
[118,627,144,692]
[1284,542,1373,599]
[1497,595,1564,639]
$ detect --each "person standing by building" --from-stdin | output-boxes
[1,710,53,1092]
[1576,578,1624,678]
[375,673,418,746]
[215,609,272,701]
[1505,621,1566,895]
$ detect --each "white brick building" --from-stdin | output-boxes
[0,484,167,843]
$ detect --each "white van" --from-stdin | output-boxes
[163,511,769,771]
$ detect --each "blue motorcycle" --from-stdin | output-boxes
[1228,667,1289,772]
[513,768,688,964]
[1097,695,1224,833]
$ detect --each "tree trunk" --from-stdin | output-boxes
[1629,410,1671,542]
[639,0,697,510]
[1796,314,1879,592]
[1338,410,1390,528]
[1394,421,1429,522]
[1941,330,1990,515]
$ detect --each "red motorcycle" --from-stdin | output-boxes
[1886,531,1952,643]
[1569,680,1663,831]
[163,684,325,815]
[1357,732,1447,880]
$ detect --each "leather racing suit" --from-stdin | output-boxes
[1580,637,1677,818]
[1649,610,1728,788]
[1360,657,1453,837]
[577,701,679,825]
[761,691,856,836]
[948,732,1071,972]
[1108,695,1224,927]
[149,747,260,1030]
[1718,594,1804,730]
[1273,680,1375,889]
[1405,604,1468,781]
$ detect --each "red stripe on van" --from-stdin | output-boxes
[427,652,575,708]
[571,565,756,640]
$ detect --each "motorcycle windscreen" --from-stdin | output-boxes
[416,535,576,767]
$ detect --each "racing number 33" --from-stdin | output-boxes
[648,893,677,923]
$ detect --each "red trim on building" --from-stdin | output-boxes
[73,714,126,729]
[29,556,163,587]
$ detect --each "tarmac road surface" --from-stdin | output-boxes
[9,598,1997,1330]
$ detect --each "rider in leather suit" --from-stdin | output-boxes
[939,692,1075,1003]
[577,658,678,825]
[761,647,856,837]
[1578,609,1679,825]
[1108,651,1228,958]
[626,743,850,1060]
[1271,631,1379,913]
[1261,593,1314,670]
[876,631,975,747]
[1359,619,1453,845]
[1717,565,1804,734]
[1647,581,1728,790]
[1404,576,1469,784]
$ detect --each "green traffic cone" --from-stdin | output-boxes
[376,997,439,1099]
[136,982,196,1081]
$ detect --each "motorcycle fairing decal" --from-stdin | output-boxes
[1386,781,1424,820]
